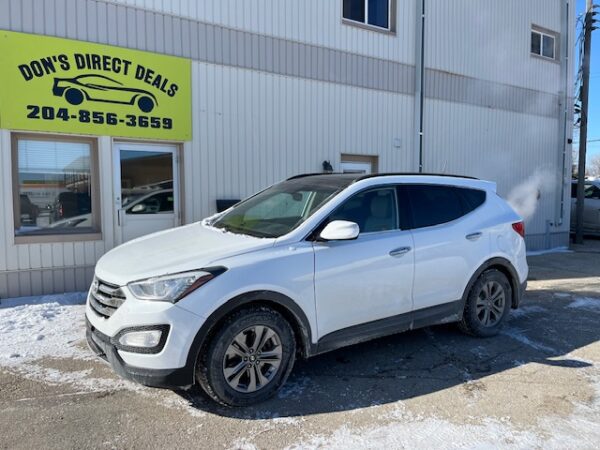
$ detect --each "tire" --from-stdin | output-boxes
[137,95,154,113]
[458,269,512,337]
[196,306,296,407]
[65,88,84,105]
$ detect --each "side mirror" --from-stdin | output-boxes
[131,204,146,213]
[319,220,360,241]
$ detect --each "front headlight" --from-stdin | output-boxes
[127,270,216,302]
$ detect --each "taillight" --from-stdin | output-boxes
[512,221,525,238]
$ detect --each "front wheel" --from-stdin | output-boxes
[196,307,296,406]
[458,269,511,337]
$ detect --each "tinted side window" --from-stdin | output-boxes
[456,188,486,214]
[406,185,464,228]
[571,183,577,199]
[586,185,600,199]
[329,187,398,233]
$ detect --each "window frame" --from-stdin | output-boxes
[530,26,558,62]
[342,0,396,34]
[11,132,102,244]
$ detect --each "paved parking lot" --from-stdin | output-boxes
[1,244,599,449]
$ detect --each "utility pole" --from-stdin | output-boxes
[576,0,595,244]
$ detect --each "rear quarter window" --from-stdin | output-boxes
[405,185,486,229]
[455,187,486,214]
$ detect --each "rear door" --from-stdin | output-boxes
[404,184,489,310]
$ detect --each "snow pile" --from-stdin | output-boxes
[0,292,88,366]
[0,292,140,392]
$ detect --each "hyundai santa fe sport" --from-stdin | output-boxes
[86,173,528,406]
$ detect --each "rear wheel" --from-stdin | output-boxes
[196,307,296,406]
[458,269,511,337]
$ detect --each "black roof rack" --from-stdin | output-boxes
[287,172,479,182]
[356,172,479,181]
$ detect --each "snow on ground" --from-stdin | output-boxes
[286,369,600,450]
[567,297,600,311]
[0,292,140,392]
[526,247,571,256]
[0,292,88,365]
[509,304,547,318]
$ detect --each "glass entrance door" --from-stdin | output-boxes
[113,142,179,243]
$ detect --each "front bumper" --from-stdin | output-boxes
[86,317,195,389]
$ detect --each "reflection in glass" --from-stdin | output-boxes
[368,0,389,29]
[16,139,93,235]
[120,150,174,215]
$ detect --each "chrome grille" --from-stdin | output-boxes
[89,278,126,318]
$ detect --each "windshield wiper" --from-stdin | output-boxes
[213,222,276,238]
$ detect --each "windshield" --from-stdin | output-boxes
[210,175,356,238]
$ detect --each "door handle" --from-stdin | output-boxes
[466,232,482,241]
[117,209,126,227]
[389,246,411,257]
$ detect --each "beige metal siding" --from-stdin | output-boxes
[425,0,562,93]
[108,0,417,65]
[185,61,415,222]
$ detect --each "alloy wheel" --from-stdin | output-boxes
[222,325,283,393]
[475,280,506,327]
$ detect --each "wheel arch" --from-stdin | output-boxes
[461,257,522,310]
[185,290,314,381]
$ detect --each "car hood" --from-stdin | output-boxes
[95,222,275,286]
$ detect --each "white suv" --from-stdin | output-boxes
[86,174,528,406]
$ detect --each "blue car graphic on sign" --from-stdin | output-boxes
[52,74,158,113]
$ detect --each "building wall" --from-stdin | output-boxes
[0,0,574,297]
[107,0,417,65]
[184,61,415,222]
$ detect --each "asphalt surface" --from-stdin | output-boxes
[1,243,599,449]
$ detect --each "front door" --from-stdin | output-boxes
[113,142,180,244]
[313,186,415,338]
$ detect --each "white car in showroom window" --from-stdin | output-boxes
[86,173,528,406]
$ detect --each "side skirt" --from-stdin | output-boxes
[314,300,463,356]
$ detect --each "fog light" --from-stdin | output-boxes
[118,330,162,348]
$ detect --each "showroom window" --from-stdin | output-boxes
[12,134,100,240]
[342,0,395,32]
[531,27,557,60]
